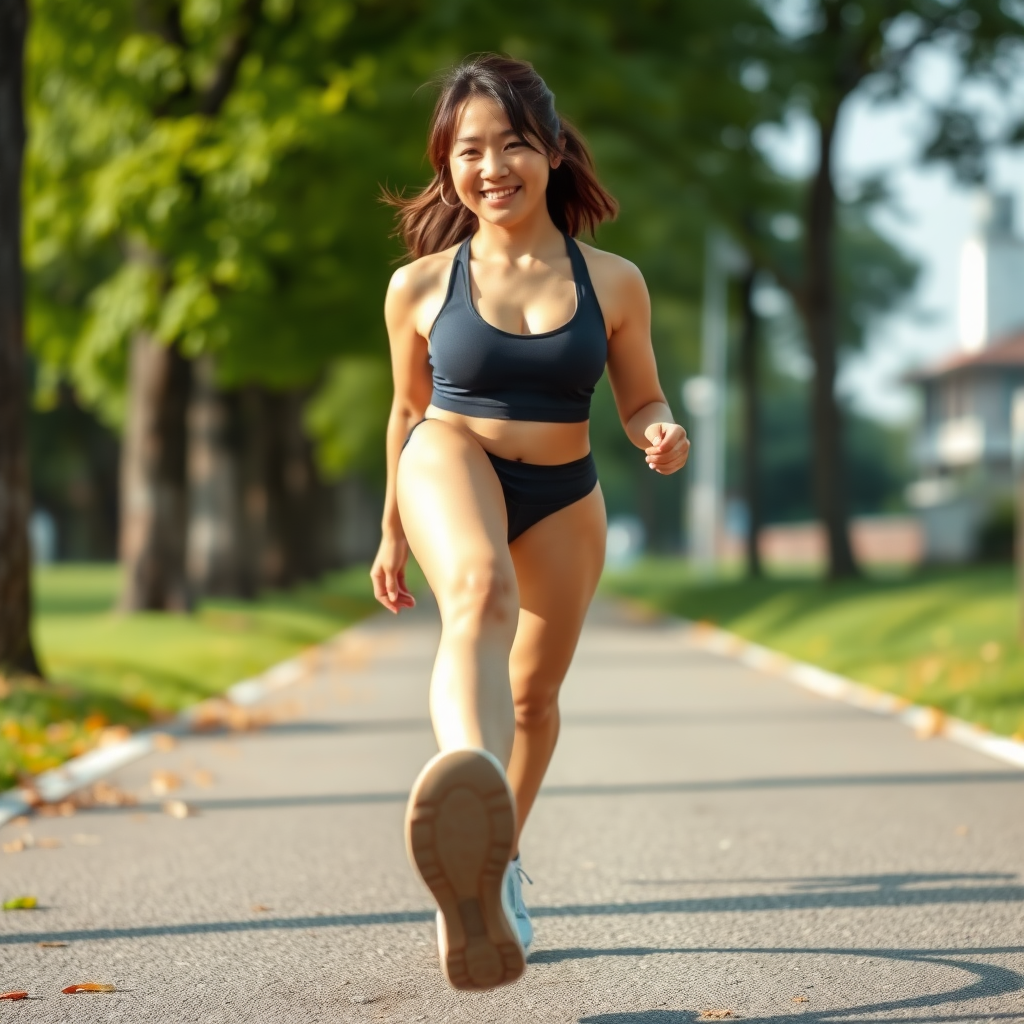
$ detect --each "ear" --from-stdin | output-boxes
[549,152,563,170]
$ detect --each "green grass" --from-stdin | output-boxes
[601,561,1024,740]
[0,564,382,790]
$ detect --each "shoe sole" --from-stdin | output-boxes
[406,749,525,990]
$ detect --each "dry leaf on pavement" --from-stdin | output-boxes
[793,995,809,1003]
[38,941,68,947]
[3,896,37,910]
[152,732,177,752]
[71,834,101,846]
[0,992,28,1001]
[37,837,62,849]
[701,1011,737,1020]
[914,707,945,740]
[192,769,214,787]
[150,770,182,796]
[98,725,131,748]
[3,839,26,853]
[251,904,271,912]
[162,799,193,819]
[62,982,116,994]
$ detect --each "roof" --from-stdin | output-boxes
[908,328,1024,382]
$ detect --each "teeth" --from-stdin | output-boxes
[482,187,518,199]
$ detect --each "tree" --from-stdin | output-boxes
[751,0,1024,578]
[0,0,41,675]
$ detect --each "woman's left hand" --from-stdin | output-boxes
[644,422,690,475]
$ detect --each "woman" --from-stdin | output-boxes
[371,54,690,990]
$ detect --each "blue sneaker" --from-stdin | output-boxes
[505,854,534,953]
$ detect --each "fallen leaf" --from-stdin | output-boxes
[38,941,68,947]
[350,995,377,1005]
[914,707,945,740]
[150,770,181,796]
[251,903,271,912]
[3,896,37,910]
[792,995,809,1003]
[162,799,193,819]
[62,982,116,994]
[701,1011,736,1020]
[152,732,177,752]
[71,834,101,846]
[11,816,28,827]
[3,839,25,854]
[98,725,131,748]
[0,992,28,1001]
[192,769,214,787]
[37,837,62,849]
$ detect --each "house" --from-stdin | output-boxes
[907,193,1024,562]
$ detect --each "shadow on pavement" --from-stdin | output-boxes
[60,770,1024,818]
[3,882,1022,945]
[572,946,1024,1024]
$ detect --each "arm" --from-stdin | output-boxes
[604,260,690,475]
[371,265,434,612]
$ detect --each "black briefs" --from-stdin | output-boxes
[488,452,598,543]
[401,420,597,543]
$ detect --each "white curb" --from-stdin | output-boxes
[680,619,1024,770]
[0,626,373,830]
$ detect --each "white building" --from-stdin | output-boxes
[908,193,1024,562]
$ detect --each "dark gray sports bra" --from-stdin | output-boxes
[428,232,607,423]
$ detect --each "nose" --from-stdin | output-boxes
[480,146,509,181]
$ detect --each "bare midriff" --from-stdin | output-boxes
[424,405,591,465]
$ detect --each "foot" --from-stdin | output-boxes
[406,749,526,990]
[505,855,534,953]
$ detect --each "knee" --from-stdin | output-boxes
[514,679,560,732]
[445,563,518,635]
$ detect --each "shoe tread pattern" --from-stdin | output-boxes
[406,750,524,990]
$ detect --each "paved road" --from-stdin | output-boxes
[3,599,1024,1024]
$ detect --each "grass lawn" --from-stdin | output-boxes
[601,561,1024,741]
[0,563,383,791]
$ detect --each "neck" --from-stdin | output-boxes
[471,210,564,263]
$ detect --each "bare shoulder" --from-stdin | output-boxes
[387,245,461,306]
[575,241,649,330]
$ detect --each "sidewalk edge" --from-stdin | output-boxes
[677,618,1024,771]
[0,624,375,830]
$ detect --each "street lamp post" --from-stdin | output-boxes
[683,229,730,573]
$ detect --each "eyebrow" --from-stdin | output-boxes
[454,128,519,144]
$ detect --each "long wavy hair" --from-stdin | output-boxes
[386,54,618,260]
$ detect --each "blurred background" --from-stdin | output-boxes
[4,0,1024,786]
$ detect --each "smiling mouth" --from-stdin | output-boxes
[480,186,521,200]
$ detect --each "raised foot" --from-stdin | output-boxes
[406,749,525,990]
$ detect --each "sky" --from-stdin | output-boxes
[754,37,1024,425]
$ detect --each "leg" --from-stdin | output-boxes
[397,419,518,763]
[506,484,606,854]
[399,420,525,989]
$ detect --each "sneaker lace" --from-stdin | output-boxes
[511,861,532,916]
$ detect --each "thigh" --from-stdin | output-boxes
[397,419,516,611]
[508,484,607,696]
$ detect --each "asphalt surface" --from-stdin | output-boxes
[2,598,1023,1024]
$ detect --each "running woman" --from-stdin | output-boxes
[371,54,690,990]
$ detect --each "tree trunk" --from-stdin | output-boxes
[0,0,40,676]
[187,357,255,599]
[738,265,763,578]
[119,333,193,611]
[261,388,325,588]
[803,113,859,580]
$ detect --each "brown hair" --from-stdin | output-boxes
[386,54,618,260]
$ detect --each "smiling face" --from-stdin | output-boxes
[448,95,561,229]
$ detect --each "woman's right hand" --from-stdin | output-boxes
[370,532,417,614]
